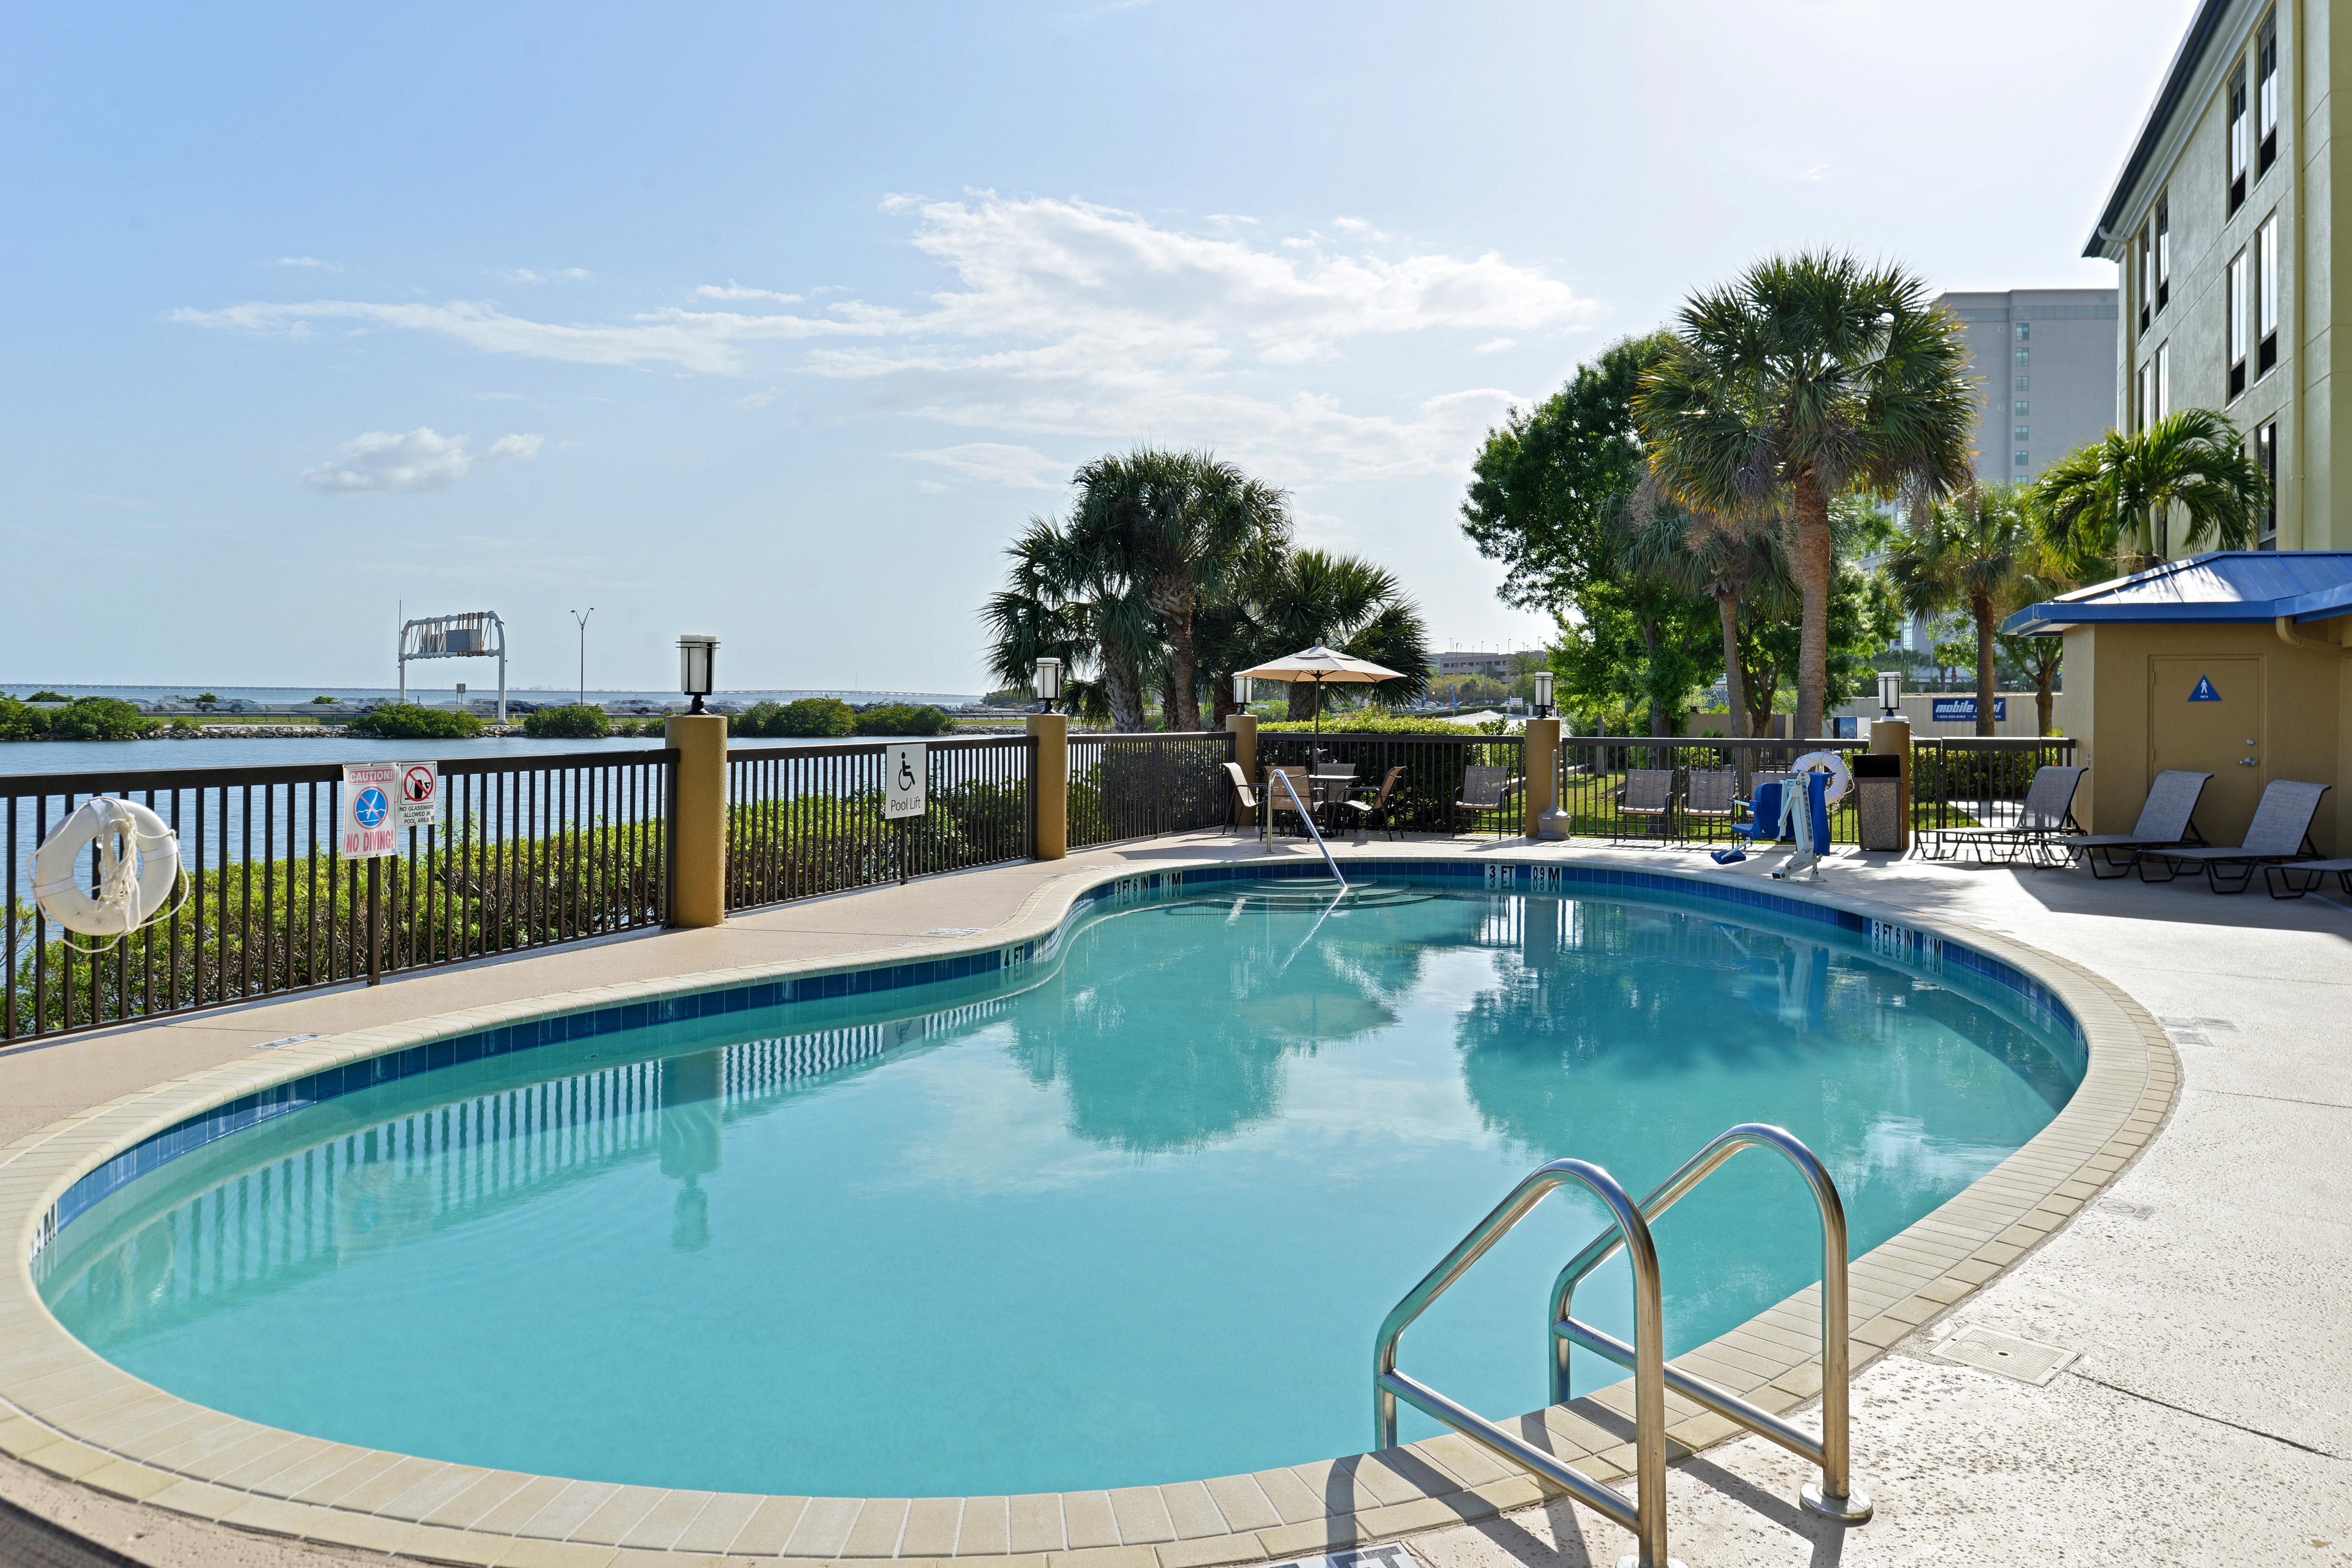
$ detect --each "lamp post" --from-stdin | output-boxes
[1877,670,1903,719]
[1034,656,1064,714]
[678,635,718,715]
[571,608,594,709]
[1233,673,1250,711]
[1533,669,1555,720]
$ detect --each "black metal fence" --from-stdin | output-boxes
[1257,731,1526,835]
[4,749,674,1043]
[726,735,1035,911]
[1067,732,1237,848]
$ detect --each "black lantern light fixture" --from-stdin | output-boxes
[1876,669,1902,719]
[1533,669,1555,719]
[677,634,718,714]
[1034,656,1064,713]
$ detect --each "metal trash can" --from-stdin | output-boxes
[1852,753,1904,851]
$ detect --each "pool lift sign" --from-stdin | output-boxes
[884,744,926,885]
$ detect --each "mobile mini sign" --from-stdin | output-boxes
[340,763,402,859]
[1930,697,2006,723]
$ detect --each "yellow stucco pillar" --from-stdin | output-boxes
[664,713,729,928]
[1525,717,1561,838]
[1869,718,1911,854]
[1028,712,1069,860]
[1224,712,1257,827]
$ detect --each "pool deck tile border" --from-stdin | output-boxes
[0,845,2176,1564]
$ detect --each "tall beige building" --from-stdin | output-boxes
[2084,0,2314,551]
[1937,288,2119,484]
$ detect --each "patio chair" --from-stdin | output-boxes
[1452,765,1523,838]
[1682,769,1741,844]
[1614,769,1678,842]
[1338,765,1407,842]
[1263,766,1315,841]
[2054,770,2211,877]
[1940,766,2087,868]
[2139,779,2330,894]
[1222,761,1258,836]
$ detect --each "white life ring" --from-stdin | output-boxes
[30,797,183,939]
[1789,750,1853,809]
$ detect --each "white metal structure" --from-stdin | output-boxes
[398,612,509,721]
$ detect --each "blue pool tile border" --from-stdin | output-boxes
[36,857,2082,1253]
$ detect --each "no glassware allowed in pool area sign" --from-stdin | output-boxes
[340,763,401,858]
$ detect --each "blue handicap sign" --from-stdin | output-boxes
[2189,676,2220,702]
[353,787,389,827]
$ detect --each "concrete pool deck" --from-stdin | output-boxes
[0,833,2344,1566]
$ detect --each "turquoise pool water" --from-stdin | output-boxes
[36,878,2081,1497]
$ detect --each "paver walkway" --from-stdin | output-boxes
[3,833,2347,1566]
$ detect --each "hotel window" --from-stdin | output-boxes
[2014,375,2029,392]
[2256,421,2278,548]
[2228,62,2249,215]
[2014,347,2030,366]
[2015,399,2030,415]
[2014,425,2030,441]
[2156,341,2170,420]
[2257,211,2280,375]
[2228,248,2249,399]
[2138,224,2153,332]
[2156,194,2171,311]
[2139,361,2155,429]
[2258,12,2279,176]
[2015,452,2030,468]
[2015,323,2030,342]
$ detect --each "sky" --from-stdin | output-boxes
[0,0,2199,694]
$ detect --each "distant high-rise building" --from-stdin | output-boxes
[1937,288,2119,486]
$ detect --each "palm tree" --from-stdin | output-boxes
[1069,448,1289,731]
[2033,409,2269,577]
[1885,484,2034,735]
[980,514,1157,731]
[1621,484,1783,739]
[1635,251,1977,740]
[1236,550,1431,720]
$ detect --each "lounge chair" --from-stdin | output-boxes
[2055,770,2211,877]
[1941,765,2087,867]
[2139,779,2330,893]
[2265,858,2352,899]
[1222,761,1258,836]
[1682,769,1741,842]
[1339,765,1406,842]
[1453,765,1522,838]
[1615,769,1677,842]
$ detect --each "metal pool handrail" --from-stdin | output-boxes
[1269,767,1346,888]
[1375,1158,1672,1568]
[1551,1122,1873,1524]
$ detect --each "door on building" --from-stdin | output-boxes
[2148,657,2264,843]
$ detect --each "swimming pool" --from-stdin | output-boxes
[32,869,2084,1500]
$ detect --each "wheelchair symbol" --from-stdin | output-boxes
[896,755,917,791]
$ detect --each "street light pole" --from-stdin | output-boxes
[571,608,594,708]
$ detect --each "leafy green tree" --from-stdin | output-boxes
[2033,409,2268,575]
[982,513,1162,731]
[1227,549,1430,721]
[522,704,610,739]
[1549,576,1720,735]
[1461,333,1673,609]
[1885,483,2033,735]
[346,704,483,739]
[192,692,219,710]
[853,703,952,737]
[1621,490,1784,737]
[45,698,159,741]
[748,697,855,737]
[1637,251,1976,740]
[311,695,339,704]
[1735,562,1902,736]
[26,691,68,703]
[0,697,51,739]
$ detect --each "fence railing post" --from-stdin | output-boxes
[1029,712,1069,860]
[665,714,729,928]
[1225,713,1257,827]
[1524,717,1560,838]
[1869,717,1912,854]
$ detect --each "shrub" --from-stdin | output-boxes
[345,704,484,740]
[1258,713,1510,736]
[852,702,953,737]
[0,697,49,740]
[523,704,611,739]
[762,697,855,737]
[45,697,159,741]
[27,690,69,703]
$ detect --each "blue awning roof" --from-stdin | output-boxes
[2001,552,2352,636]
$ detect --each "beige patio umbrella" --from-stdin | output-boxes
[1236,645,1404,740]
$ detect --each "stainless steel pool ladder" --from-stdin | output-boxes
[1372,1124,1871,1568]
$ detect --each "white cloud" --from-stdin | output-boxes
[899,442,1068,490]
[736,386,781,409]
[1475,337,1517,353]
[697,282,804,304]
[185,194,1597,483]
[495,267,591,283]
[270,256,342,271]
[301,427,542,494]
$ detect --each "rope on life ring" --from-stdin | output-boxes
[28,797,188,952]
